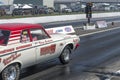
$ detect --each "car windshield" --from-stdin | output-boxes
[0,30,10,45]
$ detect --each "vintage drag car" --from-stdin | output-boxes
[0,23,80,80]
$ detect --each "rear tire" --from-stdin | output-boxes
[1,64,20,80]
[59,46,71,64]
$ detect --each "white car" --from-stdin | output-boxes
[62,8,72,13]
[0,23,80,80]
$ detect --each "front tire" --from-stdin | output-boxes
[1,64,20,80]
[59,46,71,64]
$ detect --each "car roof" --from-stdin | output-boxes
[0,23,43,31]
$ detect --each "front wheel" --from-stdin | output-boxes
[59,46,71,64]
[1,64,20,80]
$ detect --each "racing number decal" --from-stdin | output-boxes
[40,44,56,56]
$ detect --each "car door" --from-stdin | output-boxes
[16,29,36,68]
[30,28,57,63]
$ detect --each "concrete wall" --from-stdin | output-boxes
[0,12,120,24]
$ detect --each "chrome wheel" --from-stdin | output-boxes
[2,64,20,80]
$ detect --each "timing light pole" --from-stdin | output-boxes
[85,2,93,24]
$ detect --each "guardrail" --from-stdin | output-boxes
[0,12,120,24]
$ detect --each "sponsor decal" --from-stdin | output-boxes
[40,44,56,56]
[39,41,45,45]
[3,53,21,65]
[45,39,53,43]
[56,29,63,33]
[38,39,53,45]
[0,48,14,54]
[65,27,72,32]
[16,44,32,50]
[45,25,75,34]
[34,40,53,45]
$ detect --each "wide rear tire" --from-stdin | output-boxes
[59,46,71,64]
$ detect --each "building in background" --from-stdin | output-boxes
[0,0,14,5]
[54,0,120,12]
[0,0,54,15]
[13,0,54,8]
[0,0,54,8]
[43,0,54,8]
[54,0,81,12]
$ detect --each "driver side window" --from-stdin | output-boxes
[20,30,30,43]
[30,29,49,41]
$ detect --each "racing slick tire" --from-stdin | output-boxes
[1,64,20,80]
[59,46,71,64]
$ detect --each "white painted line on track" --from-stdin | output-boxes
[76,27,120,37]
